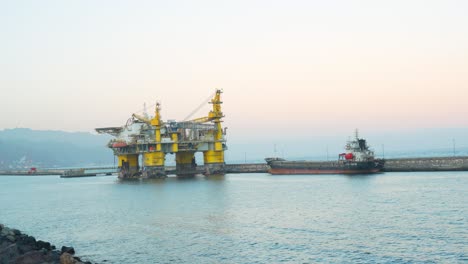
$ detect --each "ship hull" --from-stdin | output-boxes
[268,167,381,175]
[266,160,384,175]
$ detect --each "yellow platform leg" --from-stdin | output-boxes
[203,150,225,176]
[203,111,226,175]
[176,152,197,177]
[171,133,178,153]
[117,154,139,179]
[143,151,166,178]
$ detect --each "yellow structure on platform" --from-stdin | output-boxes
[203,91,224,162]
[96,89,227,179]
[143,152,165,167]
[118,154,139,176]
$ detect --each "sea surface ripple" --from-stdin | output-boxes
[0,172,467,263]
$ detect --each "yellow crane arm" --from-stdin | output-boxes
[186,116,213,124]
[184,89,224,124]
[132,103,162,126]
[132,113,151,124]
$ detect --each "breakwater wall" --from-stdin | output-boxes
[225,157,468,173]
[225,158,468,173]
[0,170,63,176]
[3,157,468,177]
[225,163,269,173]
[383,156,468,172]
[164,163,269,175]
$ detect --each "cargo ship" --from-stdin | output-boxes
[266,131,385,175]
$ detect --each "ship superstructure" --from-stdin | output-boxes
[338,130,376,162]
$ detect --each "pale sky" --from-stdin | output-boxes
[1,0,467,148]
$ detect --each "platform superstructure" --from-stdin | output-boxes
[96,89,227,179]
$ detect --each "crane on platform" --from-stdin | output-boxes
[132,102,163,125]
[131,113,151,124]
[183,92,217,121]
[180,90,223,124]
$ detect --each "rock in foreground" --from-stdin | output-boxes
[0,223,92,264]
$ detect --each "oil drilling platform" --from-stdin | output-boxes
[96,89,227,179]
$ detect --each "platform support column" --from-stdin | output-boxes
[176,152,197,177]
[203,150,225,176]
[118,154,139,179]
[143,151,166,178]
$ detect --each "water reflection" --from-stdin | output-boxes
[204,174,225,181]
[344,174,379,180]
[116,174,227,184]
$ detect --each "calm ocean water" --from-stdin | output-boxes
[0,172,467,263]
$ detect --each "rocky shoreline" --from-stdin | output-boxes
[0,224,92,264]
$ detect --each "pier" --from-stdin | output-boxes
[383,156,468,172]
[2,156,468,177]
[0,167,117,177]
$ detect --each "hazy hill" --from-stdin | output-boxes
[1,127,467,169]
[0,128,113,169]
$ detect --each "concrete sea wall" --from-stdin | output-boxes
[3,157,468,176]
[225,163,269,173]
[225,157,468,174]
[383,156,468,172]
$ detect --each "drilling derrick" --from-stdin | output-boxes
[95,89,228,179]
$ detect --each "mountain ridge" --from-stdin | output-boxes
[0,128,113,169]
